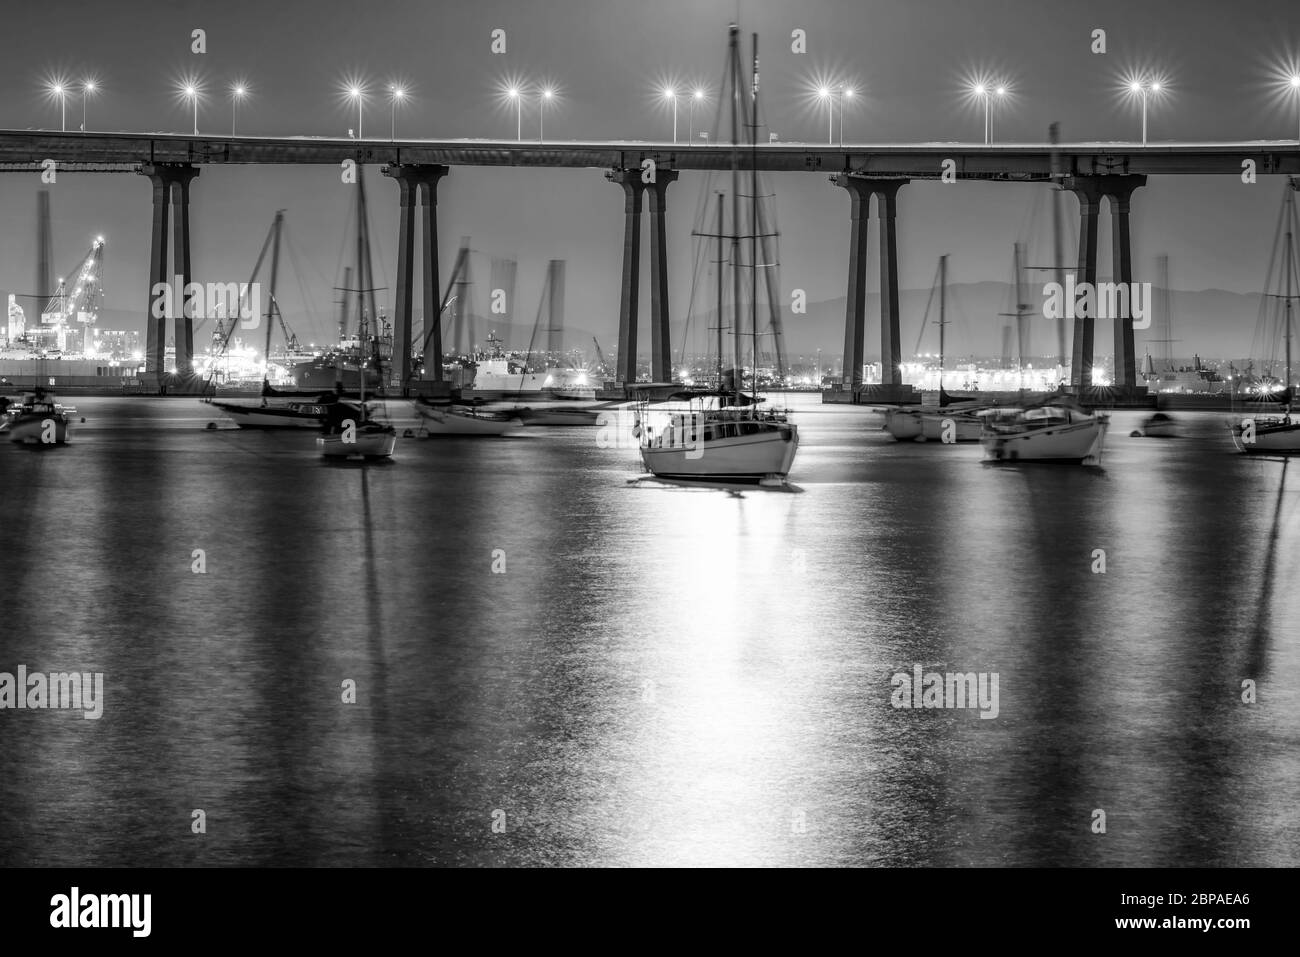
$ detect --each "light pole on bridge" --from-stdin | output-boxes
[539,87,554,142]
[81,80,95,133]
[390,85,406,141]
[230,84,247,137]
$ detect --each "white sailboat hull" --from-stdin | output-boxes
[209,401,325,429]
[416,405,522,436]
[1231,419,1300,453]
[641,427,798,481]
[981,419,1108,464]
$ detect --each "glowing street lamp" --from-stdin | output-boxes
[183,83,199,135]
[972,84,1006,144]
[1129,78,1161,146]
[230,83,247,136]
[389,85,406,140]
[662,87,678,144]
[348,84,364,139]
[539,87,553,142]
[689,88,705,146]
[81,80,96,133]
[1291,75,1300,142]
[818,86,832,144]
[508,86,522,142]
[49,82,67,132]
[837,87,854,146]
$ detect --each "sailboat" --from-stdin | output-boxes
[1231,177,1300,453]
[206,211,345,429]
[980,395,1109,464]
[317,168,397,459]
[883,255,985,442]
[637,25,798,485]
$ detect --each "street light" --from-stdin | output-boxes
[970,83,1008,143]
[183,83,199,135]
[689,88,705,146]
[662,87,678,144]
[81,80,95,132]
[1129,78,1161,146]
[230,83,247,136]
[508,86,522,142]
[818,86,832,144]
[837,87,854,146]
[50,82,67,132]
[539,87,553,142]
[348,84,364,139]
[389,85,405,140]
[1291,75,1300,142]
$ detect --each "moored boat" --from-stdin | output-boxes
[414,397,522,436]
[980,397,1108,465]
[639,396,798,484]
[0,388,73,445]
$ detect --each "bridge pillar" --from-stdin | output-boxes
[138,163,199,389]
[875,180,907,387]
[646,169,679,382]
[1066,177,1105,388]
[833,175,871,389]
[1065,175,1146,389]
[1104,176,1147,390]
[832,175,909,390]
[606,169,645,386]
[383,164,448,391]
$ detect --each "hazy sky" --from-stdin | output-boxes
[1,0,1298,358]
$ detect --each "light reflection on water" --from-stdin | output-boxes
[0,395,1296,866]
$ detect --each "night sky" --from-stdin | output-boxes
[2,0,1298,358]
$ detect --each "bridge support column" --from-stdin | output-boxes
[1104,176,1147,390]
[875,180,907,387]
[606,169,645,387]
[1066,177,1104,388]
[832,175,909,392]
[1065,175,1147,390]
[138,163,199,388]
[646,170,679,382]
[383,164,448,391]
[832,175,871,390]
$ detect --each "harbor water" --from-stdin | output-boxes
[1,395,1297,866]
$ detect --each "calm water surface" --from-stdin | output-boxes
[1,395,1297,866]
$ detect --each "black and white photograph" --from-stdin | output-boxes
[0,0,1295,931]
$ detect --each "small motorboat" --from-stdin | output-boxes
[0,388,73,445]
[1139,411,1179,437]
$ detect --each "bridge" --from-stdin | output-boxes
[3,129,1298,396]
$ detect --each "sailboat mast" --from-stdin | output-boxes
[1013,241,1024,381]
[728,24,743,392]
[355,175,368,409]
[1286,225,1293,392]
[750,33,760,404]
[262,211,283,371]
[938,254,947,393]
[715,192,724,389]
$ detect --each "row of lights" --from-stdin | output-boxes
[44,70,1300,145]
